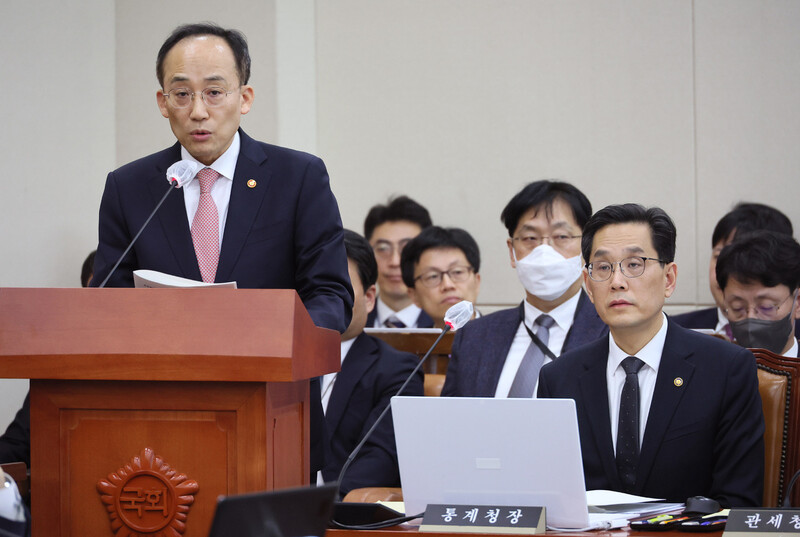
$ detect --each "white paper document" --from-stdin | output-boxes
[133,269,237,289]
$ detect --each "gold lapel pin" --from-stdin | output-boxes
[674,377,684,387]
[247,179,257,188]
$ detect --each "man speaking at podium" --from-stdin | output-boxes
[539,204,764,507]
[90,22,353,334]
[90,23,353,477]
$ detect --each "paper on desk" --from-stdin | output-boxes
[587,490,663,505]
[133,269,237,289]
[588,490,683,517]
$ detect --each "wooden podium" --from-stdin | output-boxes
[0,287,339,537]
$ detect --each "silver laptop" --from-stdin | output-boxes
[391,396,624,529]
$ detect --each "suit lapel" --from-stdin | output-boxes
[577,340,621,490]
[636,321,695,489]
[480,308,522,396]
[216,130,272,283]
[326,333,377,434]
[563,290,608,351]
[150,144,202,280]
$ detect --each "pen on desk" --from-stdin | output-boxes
[659,516,690,524]
[646,514,673,523]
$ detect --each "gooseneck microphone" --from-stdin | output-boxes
[97,160,199,288]
[330,300,474,528]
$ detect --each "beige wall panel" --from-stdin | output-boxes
[316,1,696,307]
[693,0,800,306]
[115,0,279,168]
[0,0,115,435]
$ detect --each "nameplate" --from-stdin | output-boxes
[420,504,545,534]
[724,509,800,537]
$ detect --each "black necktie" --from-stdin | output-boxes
[384,317,406,328]
[616,356,645,491]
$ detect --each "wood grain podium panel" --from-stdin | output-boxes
[31,378,310,537]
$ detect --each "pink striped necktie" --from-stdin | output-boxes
[191,167,221,283]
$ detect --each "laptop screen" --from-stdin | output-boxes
[391,396,591,529]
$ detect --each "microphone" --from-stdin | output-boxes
[97,160,199,288]
[331,301,474,528]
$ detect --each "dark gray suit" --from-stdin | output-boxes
[442,290,607,397]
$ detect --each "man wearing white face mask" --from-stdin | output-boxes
[442,180,608,398]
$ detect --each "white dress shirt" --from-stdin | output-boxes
[714,307,730,336]
[320,338,354,414]
[494,291,581,397]
[180,131,240,249]
[607,313,668,451]
[373,297,424,328]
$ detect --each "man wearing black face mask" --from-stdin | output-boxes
[716,230,800,357]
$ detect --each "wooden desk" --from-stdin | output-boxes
[365,329,454,374]
[329,526,709,537]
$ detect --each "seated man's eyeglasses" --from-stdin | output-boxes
[414,266,474,288]
[164,87,237,108]
[512,234,581,250]
[372,240,410,259]
[585,256,665,282]
[724,292,796,322]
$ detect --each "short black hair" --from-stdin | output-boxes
[156,22,251,86]
[400,226,481,288]
[716,230,800,291]
[500,180,592,237]
[363,195,432,241]
[81,250,96,288]
[581,204,676,263]
[711,202,792,247]
[343,229,378,292]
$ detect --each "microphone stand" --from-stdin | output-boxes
[97,180,178,288]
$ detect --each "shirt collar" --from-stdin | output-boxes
[785,338,799,358]
[340,337,356,364]
[715,307,728,333]
[375,296,422,327]
[608,312,668,374]
[523,290,581,332]
[180,130,240,181]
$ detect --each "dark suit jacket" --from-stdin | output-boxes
[321,333,424,495]
[91,129,353,333]
[0,392,29,466]
[91,129,350,477]
[538,319,764,507]
[366,307,434,329]
[441,290,607,397]
[671,307,719,329]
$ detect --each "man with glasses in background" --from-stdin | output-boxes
[363,196,434,328]
[90,23,353,477]
[400,226,481,328]
[716,230,800,357]
[442,180,606,398]
[539,203,764,507]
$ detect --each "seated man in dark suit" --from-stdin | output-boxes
[400,226,482,328]
[673,202,793,336]
[442,181,607,398]
[716,230,800,357]
[539,203,764,507]
[364,196,434,328]
[320,230,424,495]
